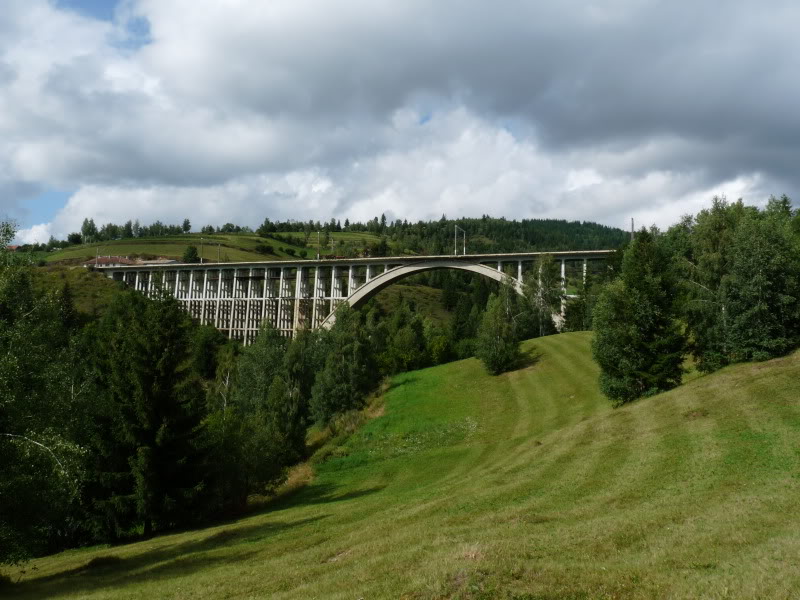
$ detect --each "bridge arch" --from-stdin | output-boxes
[319,259,524,329]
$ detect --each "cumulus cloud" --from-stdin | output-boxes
[17,107,768,244]
[3,0,798,242]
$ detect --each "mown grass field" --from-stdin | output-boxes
[4,332,800,598]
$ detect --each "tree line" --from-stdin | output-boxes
[0,253,363,563]
[588,196,800,405]
[257,215,628,257]
[19,215,625,263]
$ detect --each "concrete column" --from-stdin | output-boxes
[173,269,180,297]
[348,265,354,295]
[260,269,269,328]
[311,266,320,327]
[277,267,285,331]
[196,270,203,317]
[201,270,209,326]
[246,268,254,341]
[188,270,194,302]
[330,266,337,298]
[134,271,140,292]
[497,261,502,272]
[384,264,389,274]
[561,259,566,292]
[214,270,223,329]
[583,259,588,285]
[292,266,303,334]
[517,261,523,283]
[366,264,373,282]
[227,270,239,339]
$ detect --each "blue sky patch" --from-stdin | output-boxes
[57,0,118,22]
[23,189,74,230]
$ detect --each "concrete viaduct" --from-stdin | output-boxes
[95,251,614,343]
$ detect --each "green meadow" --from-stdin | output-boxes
[4,332,800,598]
[44,231,382,265]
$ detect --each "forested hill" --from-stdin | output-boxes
[405,217,629,253]
[260,215,630,256]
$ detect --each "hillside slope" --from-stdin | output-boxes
[44,232,383,264]
[46,234,299,264]
[5,333,800,598]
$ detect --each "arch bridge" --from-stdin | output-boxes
[96,251,613,344]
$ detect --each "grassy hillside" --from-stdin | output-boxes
[32,265,122,315]
[373,283,452,327]
[45,231,382,265]
[4,333,800,598]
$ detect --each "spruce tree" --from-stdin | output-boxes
[87,291,206,537]
[182,245,200,263]
[592,229,685,405]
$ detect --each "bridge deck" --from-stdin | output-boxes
[94,249,615,272]
[93,250,615,342]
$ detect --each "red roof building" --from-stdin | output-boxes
[83,256,138,267]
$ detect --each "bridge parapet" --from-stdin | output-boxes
[96,250,614,343]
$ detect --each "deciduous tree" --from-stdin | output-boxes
[476,286,521,375]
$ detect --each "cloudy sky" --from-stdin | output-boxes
[2,0,798,243]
